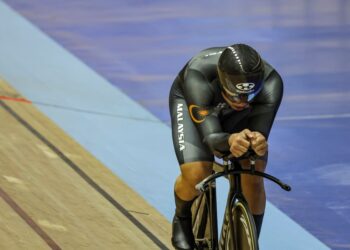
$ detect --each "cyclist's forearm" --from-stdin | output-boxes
[203,133,230,157]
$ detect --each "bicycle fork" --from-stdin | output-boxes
[219,163,241,250]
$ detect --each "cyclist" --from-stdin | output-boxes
[169,44,283,249]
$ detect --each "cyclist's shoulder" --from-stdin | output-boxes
[262,60,282,83]
[184,47,225,75]
[249,60,283,105]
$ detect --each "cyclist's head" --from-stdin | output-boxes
[217,44,264,103]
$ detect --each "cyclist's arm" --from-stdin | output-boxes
[248,70,283,140]
[183,69,230,156]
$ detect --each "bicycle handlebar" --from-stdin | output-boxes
[195,160,292,193]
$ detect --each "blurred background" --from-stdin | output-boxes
[1,0,349,249]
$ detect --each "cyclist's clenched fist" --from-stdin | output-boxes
[248,131,268,156]
[228,129,252,157]
[228,130,268,157]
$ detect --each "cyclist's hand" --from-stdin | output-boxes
[228,129,251,157]
[248,131,268,156]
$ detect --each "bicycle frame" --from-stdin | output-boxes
[225,160,258,249]
[195,157,291,249]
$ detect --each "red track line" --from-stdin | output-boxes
[0,96,32,103]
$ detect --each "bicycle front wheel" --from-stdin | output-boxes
[221,200,258,250]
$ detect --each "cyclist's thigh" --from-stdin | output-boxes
[180,161,213,184]
[169,85,214,166]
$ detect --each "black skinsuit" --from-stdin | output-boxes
[169,47,283,164]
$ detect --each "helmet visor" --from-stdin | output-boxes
[219,71,263,103]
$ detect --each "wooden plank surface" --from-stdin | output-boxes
[0,196,50,250]
[0,78,172,249]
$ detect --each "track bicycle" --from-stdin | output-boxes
[191,152,291,250]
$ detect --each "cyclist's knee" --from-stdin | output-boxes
[242,160,266,187]
[255,160,267,172]
[240,159,266,172]
[180,161,213,187]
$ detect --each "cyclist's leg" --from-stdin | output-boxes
[172,162,212,250]
[240,156,267,238]
[169,83,214,249]
[175,161,213,209]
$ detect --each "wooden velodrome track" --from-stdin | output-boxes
[0,78,172,249]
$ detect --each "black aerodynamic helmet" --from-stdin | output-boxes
[217,44,265,102]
